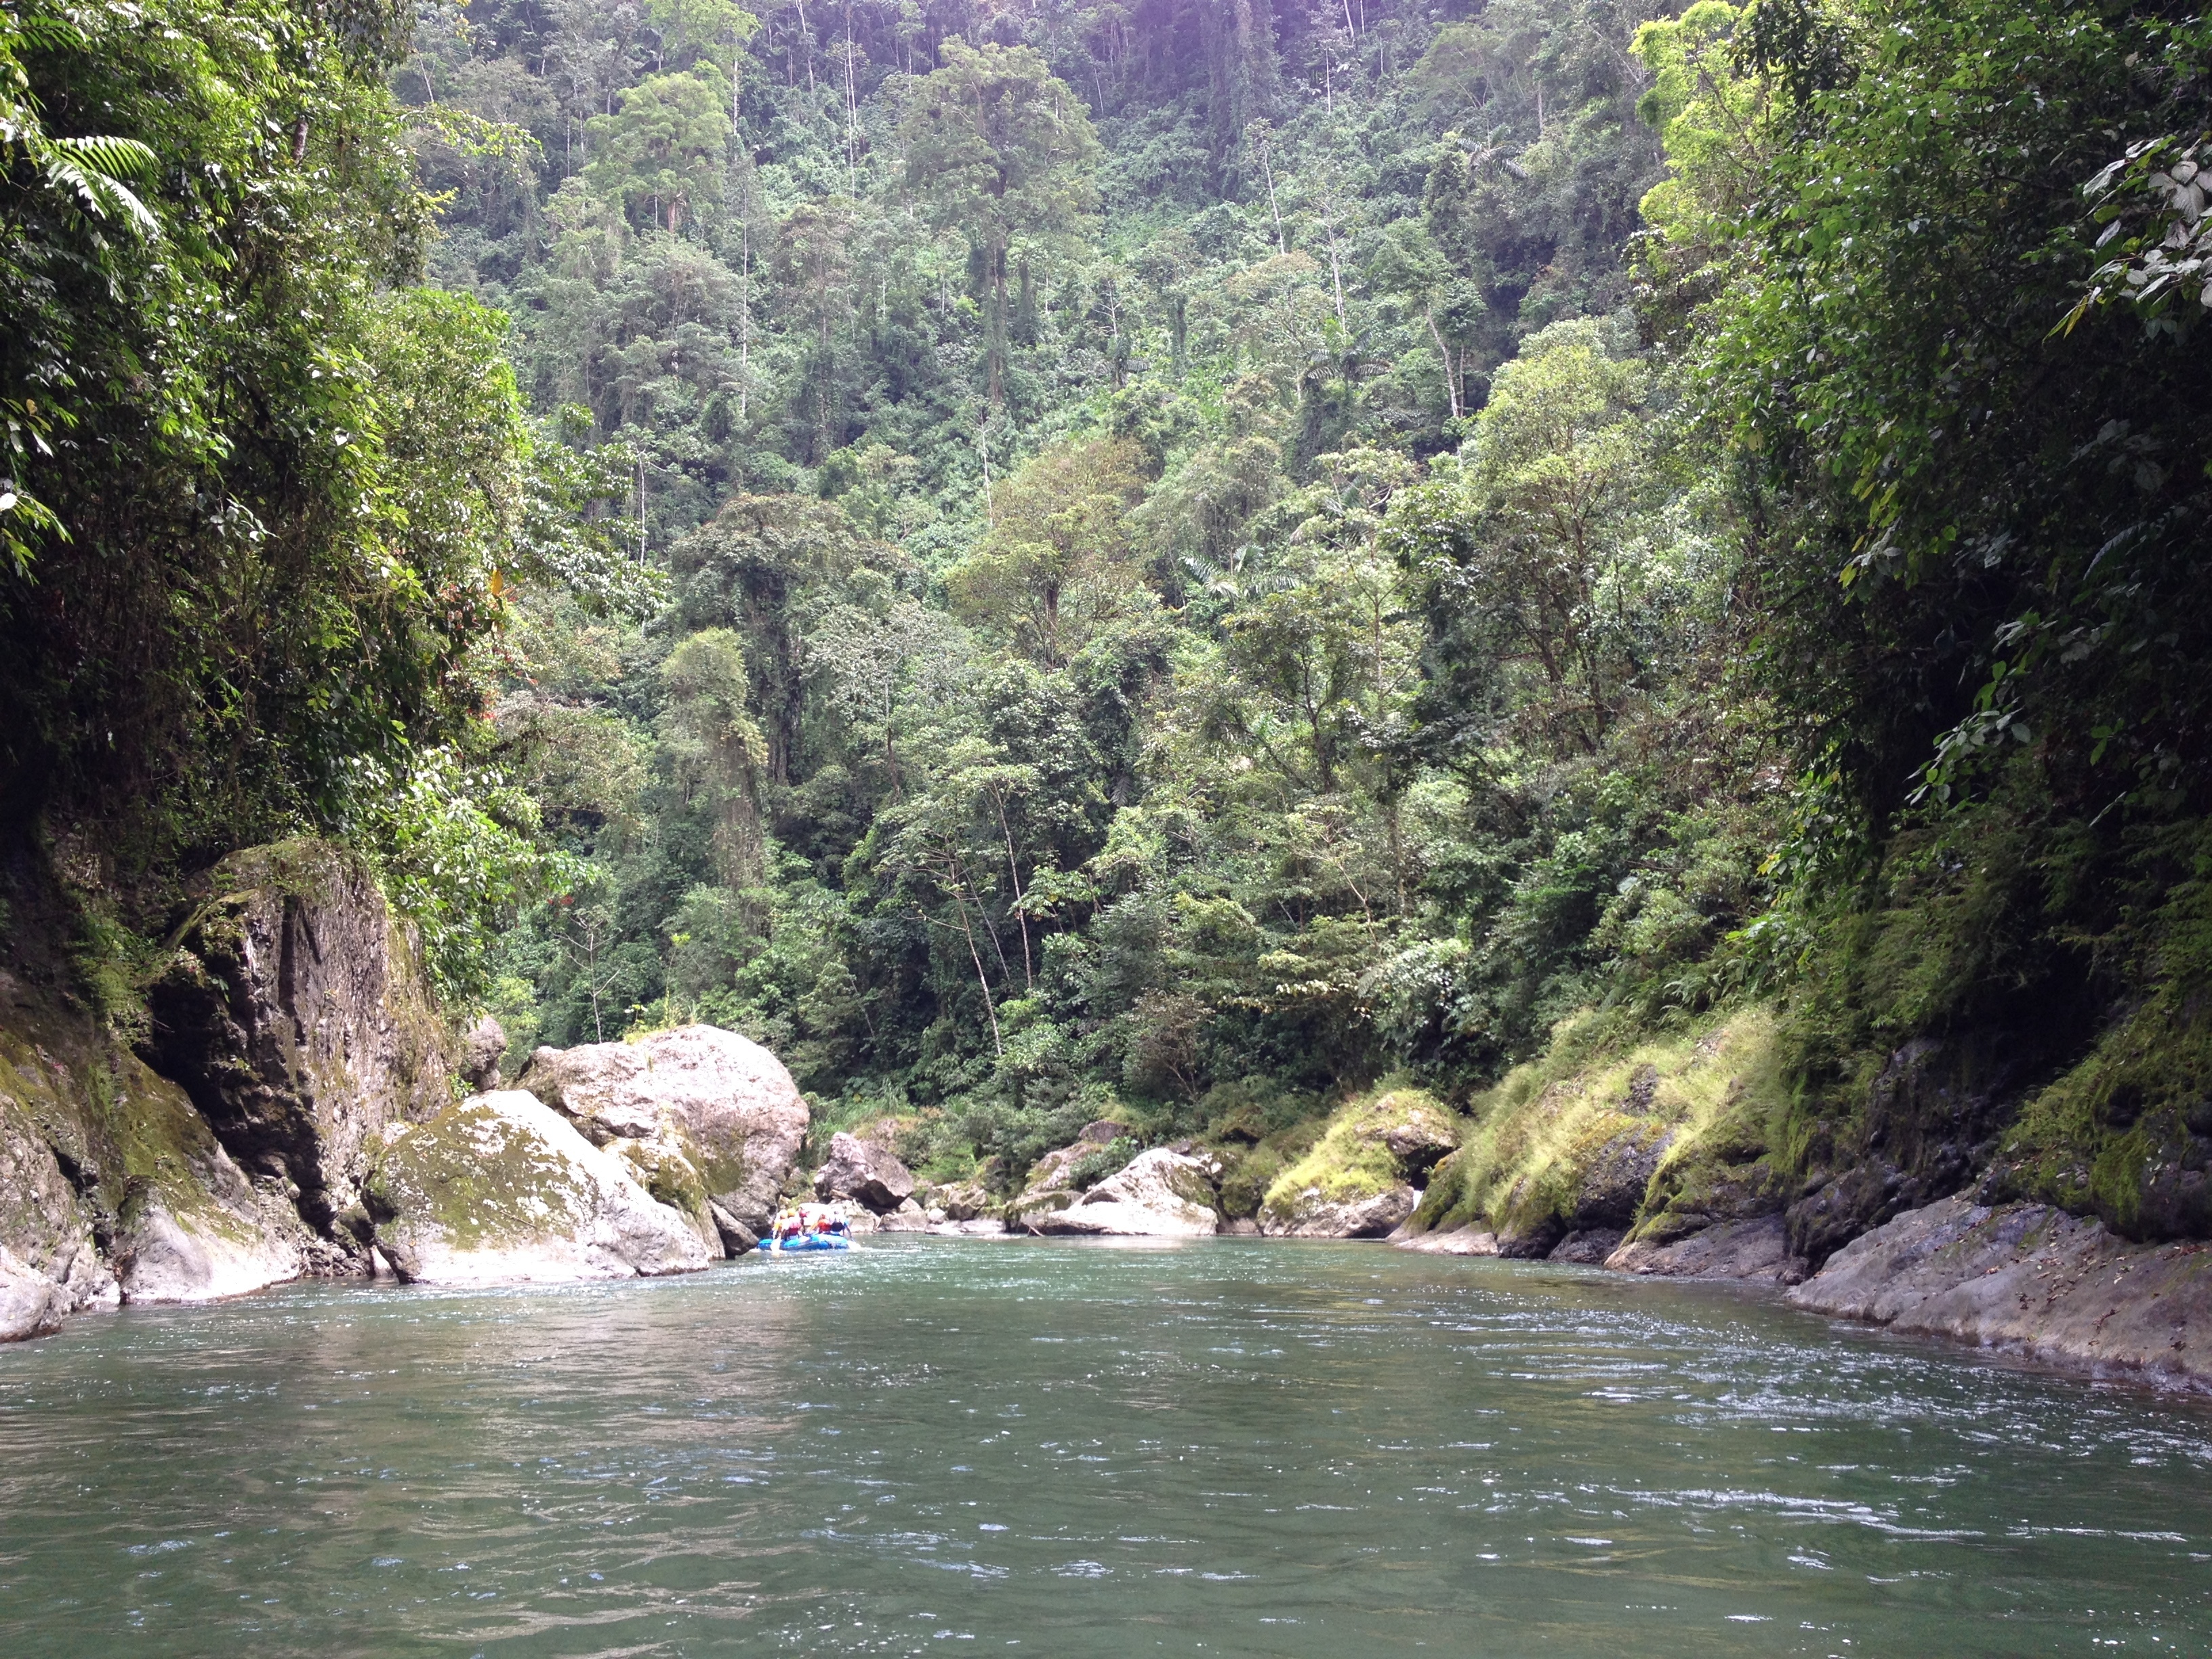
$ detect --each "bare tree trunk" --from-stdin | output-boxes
[739,217,751,416]
[987,785,1034,991]
[1425,309,1462,419]
[940,893,1002,1057]
[842,12,859,193]
[1317,175,1349,329]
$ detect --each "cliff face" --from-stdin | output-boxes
[141,841,455,1255]
[0,839,455,1338]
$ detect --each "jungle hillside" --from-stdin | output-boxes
[4,0,2210,1256]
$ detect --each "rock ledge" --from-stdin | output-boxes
[1786,1194,2212,1391]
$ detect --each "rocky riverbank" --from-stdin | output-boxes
[1782,1194,2212,1392]
[1,840,813,1340]
[9,844,2209,1395]
[1390,1198,2212,1392]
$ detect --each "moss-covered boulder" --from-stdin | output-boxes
[1259,1088,1460,1237]
[518,1025,807,1233]
[1412,1008,1790,1260]
[366,1090,711,1285]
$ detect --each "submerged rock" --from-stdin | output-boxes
[813,1130,916,1213]
[1605,1214,1808,1284]
[1032,1148,1223,1238]
[365,1090,710,1285]
[1786,1194,2212,1388]
[519,1025,808,1233]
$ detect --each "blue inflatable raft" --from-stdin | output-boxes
[759,1207,853,1252]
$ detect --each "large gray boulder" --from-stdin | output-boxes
[140,840,455,1253]
[1262,1184,1420,1240]
[115,1186,316,1305]
[1006,1120,1131,1227]
[1606,1214,1809,1284]
[365,1090,711,1285]
[813,1130,916,1212]
[104,1066,328,1306]
[1382,1114,1461,1182]
[926,1179,992,1221]
[1031,1149,1222,1238]
[876,1197,932,1232]
[519,1025,808,1233]
[461,1015,506,1092]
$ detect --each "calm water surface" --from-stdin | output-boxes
[1,1237,2209,1657]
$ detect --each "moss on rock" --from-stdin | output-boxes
[1412,1006,1790,1252]
[1259,1087,1460,1229]
[369,1095,599,1252]
[365,1090,711,1283]
[1994,989,2212,1240]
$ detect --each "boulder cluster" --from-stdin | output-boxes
[369,1023,809,1281]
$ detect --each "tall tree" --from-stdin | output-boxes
[946,438,1147,666]
[584,64,733,232]
[899,42,1099,407]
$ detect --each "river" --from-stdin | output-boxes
[1,1237,2207,1656]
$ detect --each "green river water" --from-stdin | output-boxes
[1,1237,2208,1657]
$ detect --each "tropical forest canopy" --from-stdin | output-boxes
[4,0,2209,1214]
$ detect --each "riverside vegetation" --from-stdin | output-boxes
[3,0,2211,1364]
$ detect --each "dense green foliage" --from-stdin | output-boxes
[8,0,2211,1240]
[0,0,642,987]
[403,0,1777,1185]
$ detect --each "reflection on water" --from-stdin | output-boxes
[2,1239,2210,1656]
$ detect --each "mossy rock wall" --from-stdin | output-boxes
[1413,1007,1790,1254]
[1,970,319,1319]
[1993,989,2212,1241]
